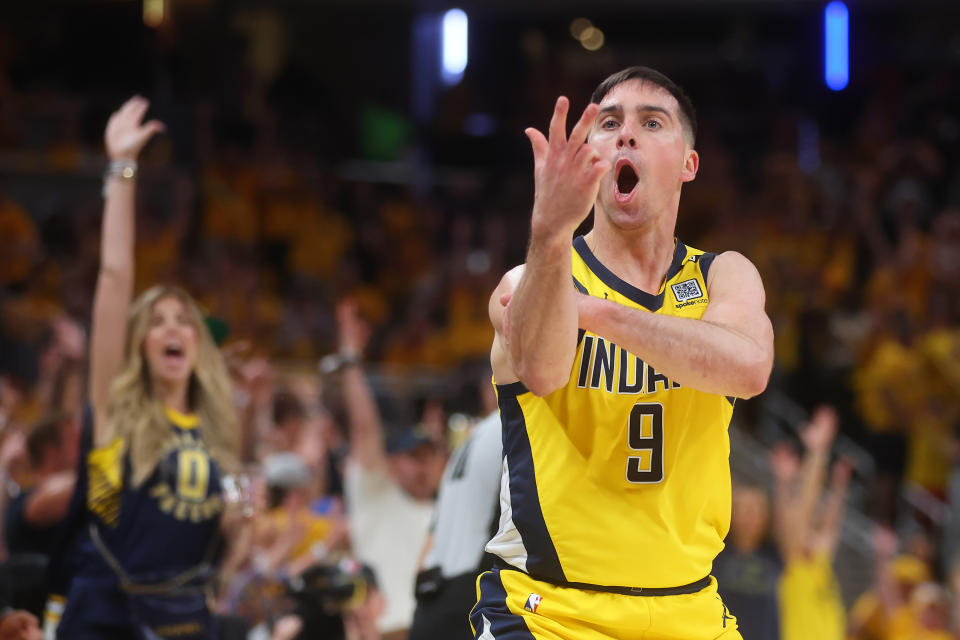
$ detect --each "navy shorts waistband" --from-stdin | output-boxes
[493,560,711,597]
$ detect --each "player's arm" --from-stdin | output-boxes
[576,250,773,399]
[488,266,524,385]
[336,301,387,471]
[89,97,164,443]
[506,98,610,396]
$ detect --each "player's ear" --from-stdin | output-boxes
[681,148,699,183]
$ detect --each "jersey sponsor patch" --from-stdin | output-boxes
[524,593,543,613]
[671,279,703,303]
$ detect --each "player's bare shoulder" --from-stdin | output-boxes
[704,250,766,305]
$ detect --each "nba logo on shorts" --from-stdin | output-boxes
[524,593,542,613]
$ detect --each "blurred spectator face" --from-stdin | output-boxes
[388,443,439,501]
[911,583,949,630]
[272,390,306,451]
[730,485,770,552]
[143,296,198,388]
[905,530,935,566]
[591,79,696,231]
[27,414,78,473]
[889,555,930,602]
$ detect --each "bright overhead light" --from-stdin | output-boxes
[824,1,849,91]
[442,9,468,86]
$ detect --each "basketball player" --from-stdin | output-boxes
[472,67,774,640]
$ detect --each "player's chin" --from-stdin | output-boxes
[601,203,648,230]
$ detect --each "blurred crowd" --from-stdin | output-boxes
[0,5,960,638]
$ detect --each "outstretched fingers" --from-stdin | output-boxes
[143,119,166,137]
[524,127,548,168]
[574,142,609,184]
[568,102,600,151]
[547,96,569,151]
[127,97,151,127]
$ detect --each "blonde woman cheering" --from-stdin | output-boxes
[55,97,240,640]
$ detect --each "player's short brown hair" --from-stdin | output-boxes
[591,66,697,145]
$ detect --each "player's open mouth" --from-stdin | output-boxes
[614,159,639,203]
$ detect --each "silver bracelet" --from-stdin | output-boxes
[317,352,361,375]
[102,159,138,197]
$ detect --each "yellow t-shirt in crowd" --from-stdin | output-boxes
[778,551,845,640]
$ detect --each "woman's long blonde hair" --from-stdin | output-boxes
[104,285,238,486]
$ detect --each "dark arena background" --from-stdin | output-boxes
[0,0,959,639]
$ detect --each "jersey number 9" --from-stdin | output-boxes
[626,403,664,484]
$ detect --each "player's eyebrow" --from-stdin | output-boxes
[598,103,675,123]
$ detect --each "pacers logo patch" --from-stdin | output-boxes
[671,279,703,303]
[524,593,543,613]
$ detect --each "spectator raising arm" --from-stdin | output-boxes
[337,301,384,471]
[776,406,838,561]
[89,97,164,445]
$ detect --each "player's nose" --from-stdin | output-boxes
[616,125,637,149]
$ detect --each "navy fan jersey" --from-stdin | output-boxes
[56,407,224,633]
[85,407,224,574]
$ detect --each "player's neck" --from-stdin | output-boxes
[583,217,676,296]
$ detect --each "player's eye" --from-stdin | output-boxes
[601,118,619,130]
[644,120,662,130]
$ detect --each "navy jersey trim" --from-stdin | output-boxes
[471,569,537,639]
[497,392,566,582]
[572,276,588,294]
[496,381,529,397]
[699,252,717,284]
[573,236,688,311]
[572,277,588,347]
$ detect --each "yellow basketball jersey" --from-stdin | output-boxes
[487,236,734,588]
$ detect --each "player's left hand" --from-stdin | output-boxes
[525,97,611,242]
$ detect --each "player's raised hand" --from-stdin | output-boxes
[104,96,165,161]
[525,97,610,240]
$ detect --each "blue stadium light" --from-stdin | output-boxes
[824,1,849,91]
[442,9,468,86]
